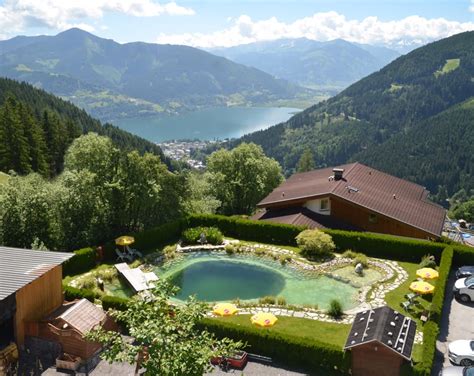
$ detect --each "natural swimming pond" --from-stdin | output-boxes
[156,253,360,310]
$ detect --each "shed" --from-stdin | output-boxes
[28,299,117,359]
[343,306,417,376]
[0,246,72,347]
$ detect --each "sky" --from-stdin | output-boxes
[0,0,473,50]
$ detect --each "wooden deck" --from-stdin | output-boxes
[114,263,158,292]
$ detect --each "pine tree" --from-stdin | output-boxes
[18,103,49,176]
[296,148,315,173]
[0,97,31,174]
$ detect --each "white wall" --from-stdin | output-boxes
[304,197,331,215]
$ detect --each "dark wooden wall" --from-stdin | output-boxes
[330,197,435,239]
[351,342,404,376]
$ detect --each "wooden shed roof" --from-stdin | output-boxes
[0,246,73,300]
[55,299,107,335]
[257,163,446,236]
[344,306,417,361]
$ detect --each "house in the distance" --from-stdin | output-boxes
[253,163,446,240]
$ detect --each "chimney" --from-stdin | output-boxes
[333,168,344,181]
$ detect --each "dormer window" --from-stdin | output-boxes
[320,198,329,211]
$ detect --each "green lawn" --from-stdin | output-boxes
[385,261,434,323]
[435,58,460,77]
[212,314,350,347]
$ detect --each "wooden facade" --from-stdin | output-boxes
[350,342,404,376]
[14,265,63,346]
[330,196,434,239]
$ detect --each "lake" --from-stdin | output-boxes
[113,106,299,142]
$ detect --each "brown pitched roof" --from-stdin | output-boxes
[252,207,361,231]
[257,162,446,236]
[344,306,417,361]
[58,299,107,335]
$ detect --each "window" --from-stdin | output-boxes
[369,213,378,224]
[320,198,329,211]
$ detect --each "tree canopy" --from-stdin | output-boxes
[207,143,283,215]
[86,279,241,376]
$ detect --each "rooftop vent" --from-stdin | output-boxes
[333,168,344,181]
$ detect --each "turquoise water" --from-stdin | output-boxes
[156,253,359,310]
[113,106,299,142]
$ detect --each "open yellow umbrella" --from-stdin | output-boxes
[213,303,238,316]
[416,268,439,280]
[251,312,278,327]
[410,281,435,295]
[115,236,135,246]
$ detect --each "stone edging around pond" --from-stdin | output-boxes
[176,241,409,320]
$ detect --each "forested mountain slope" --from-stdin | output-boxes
[0,28,312,121]
[233,31,474,199]
[0,78,173,175]
[211,38,399,91]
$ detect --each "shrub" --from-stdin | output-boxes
[258,296,276,305]
[198,318,350,374]
[63,285,98,302]
[279,255,292,265]
[75,274,97,290]
[277,297,287,306]
[101,295,130,311]
[419,254,437,268]
[296,229,335,257]
[63,247,96,276]
[327,299,343,319]
[412,321,439,376]
[181,226,223,245]
[342,250,368,267]
[95,268,117,283]
[225,244,235,255]
[163,244,177,259]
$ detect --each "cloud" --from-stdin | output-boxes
[470,0,474,12]
[156,12,474,49]
[0,0,194,38]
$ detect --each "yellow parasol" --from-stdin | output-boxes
[213,303,238,316]
[251,312,278,327]
[115,236,135,246]
[409,281,435,295]
[416,268,439,280]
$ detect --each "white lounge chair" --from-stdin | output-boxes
[116,248,133,263]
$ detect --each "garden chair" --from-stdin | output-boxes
[116,248,133,263]
[401,301,412,311]
[125,245,143,258]
[420,310,430,324]
[405,293,417,303]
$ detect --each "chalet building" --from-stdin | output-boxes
[343,306,417,376]
[254,163,446,240]
[0,246,114,371]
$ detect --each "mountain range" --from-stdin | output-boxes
[0,28,313,121]
[210,38,400,92]
[232,31,474,201]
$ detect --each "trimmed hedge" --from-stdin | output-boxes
[198,318,350,375]
[63,247,96,276]
[430,247,453,323]
[63,285,98,302]
[186,214,304,246]
[101,295,130,311]
[412,321,439,376]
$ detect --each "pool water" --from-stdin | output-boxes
[156,253,359,310]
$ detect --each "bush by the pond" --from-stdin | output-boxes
[419,254,437,269]
[279,255,292,265]
[225,244,236,254]
[101,295,130,312]
[181,226,224,245]
[342,250,368,267]
[327,299,343,319]
[296,229,335,257]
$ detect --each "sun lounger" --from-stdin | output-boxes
[115,248,133,263]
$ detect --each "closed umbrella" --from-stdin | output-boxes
[251,312,278,327]
[409,281,435,295]
[416,268,439,280]
[213,303,238,316]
